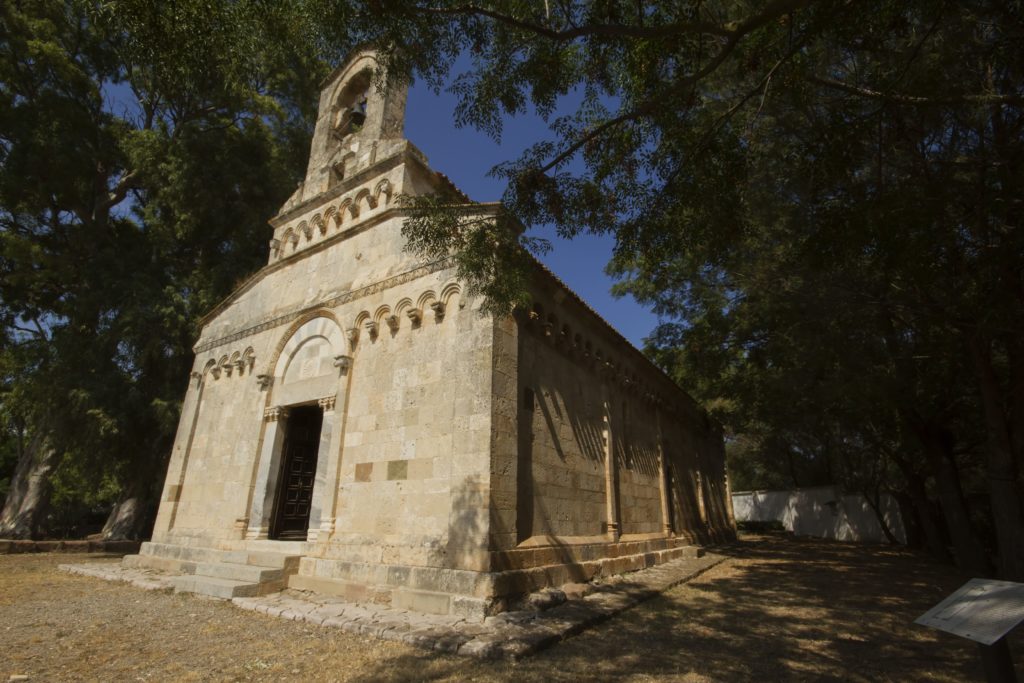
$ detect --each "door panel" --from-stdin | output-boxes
[270,405,323,540]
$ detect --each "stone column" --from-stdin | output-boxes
[696,470,708,526]
[306,394,337,542]
[245,405,289,540]
[601,391,620,541]
[656,409,673,536]
[153,371,205,538]
[311,354,354,541]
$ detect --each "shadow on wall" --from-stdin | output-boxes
[447,475,490,570]
[732,486,907,545]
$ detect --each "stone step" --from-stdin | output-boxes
[288,574,392,604]
[245,551,301,571]
[193,561,287,584]
[123,553,197,575]
[137,542,300,570]
[170,574,289,599]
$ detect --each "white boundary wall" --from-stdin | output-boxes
[731,485,906,544]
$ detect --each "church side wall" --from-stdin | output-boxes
[515,336,609,540]
[491,273,734,561]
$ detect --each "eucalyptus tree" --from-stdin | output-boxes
[0,0,338,537]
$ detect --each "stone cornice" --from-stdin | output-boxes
[193,257,454,354]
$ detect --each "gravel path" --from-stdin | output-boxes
[2,534,1017,681]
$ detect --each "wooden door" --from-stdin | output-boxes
[270,405,322,540]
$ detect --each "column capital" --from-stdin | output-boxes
[264,405,289,422]
[318,395,337,411]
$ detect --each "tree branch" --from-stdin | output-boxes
[93,170,139,221]
[409,3,734,39]
[811,76,1024,106]
[535,104,654,174]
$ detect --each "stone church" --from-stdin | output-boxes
[125,49,735,618]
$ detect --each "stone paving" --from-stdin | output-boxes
[60,551,725,659]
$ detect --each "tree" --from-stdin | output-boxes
[0,0,337,538]
[328,1,1023,578]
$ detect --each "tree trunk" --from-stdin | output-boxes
[970,337,1024,581]
[101,479,154,541]
[861,486,901,545]
[0,431,58,539]
[903,410,992,575]
[906,476,950,561]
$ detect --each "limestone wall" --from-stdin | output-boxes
[488,266,733,555]
[326,280,495,572]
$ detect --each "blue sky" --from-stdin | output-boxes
[402,80,660,350]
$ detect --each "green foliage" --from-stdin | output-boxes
[319,1,1024,573]
[0,0,334,529]
[400,193,549,315]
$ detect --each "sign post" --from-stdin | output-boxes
[915,578,1024,683]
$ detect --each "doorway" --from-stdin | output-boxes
[270,404,323,540]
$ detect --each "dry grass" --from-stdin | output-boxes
[1,533,1019,681]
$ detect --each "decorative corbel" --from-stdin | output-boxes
[365,320,379,340]
[406,308,422,327]
[268,239,281,259]
[333,354,353,376]
[430,301,446,322]
[256,374,273,390]
[190,371,203,389]
[346,327,359,351]
[234,359,246,375]
[210,366,222,380]
[385,314,399,333]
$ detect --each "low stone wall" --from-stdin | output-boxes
[732,486,906,544]
[0,539,141,554]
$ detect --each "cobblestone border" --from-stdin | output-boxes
[61,551,726,660]
[2,539,140,554]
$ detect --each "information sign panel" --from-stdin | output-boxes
[915,578,1024,646]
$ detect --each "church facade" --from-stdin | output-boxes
[129,50,735,618]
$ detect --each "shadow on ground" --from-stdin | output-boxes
[383,533,1016,682]
[2,534,1020,682]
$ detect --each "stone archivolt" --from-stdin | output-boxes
[270,178,394,262]
[349,282,461,347]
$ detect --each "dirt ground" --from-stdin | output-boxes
[1,533,1020,682]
